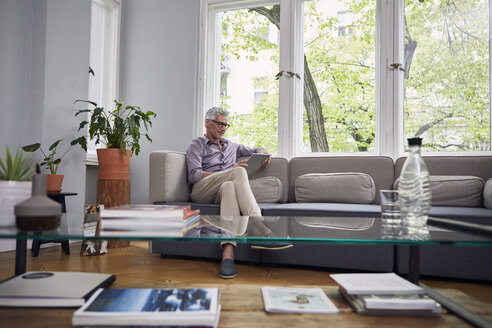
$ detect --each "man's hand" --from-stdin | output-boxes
[257,149,272,166]
[233,159,249,168]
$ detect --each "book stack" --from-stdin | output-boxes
[330,273,442,317]
[99,204,200,237]
[72,287,221,327]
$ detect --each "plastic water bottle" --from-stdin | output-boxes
[398,137,432,233]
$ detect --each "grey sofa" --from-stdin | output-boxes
[148,151,492,281]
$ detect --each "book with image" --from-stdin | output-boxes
[339,289,441,317]
[0,271,115,308]
[72,288,220,327]
[261,286,338,314]
[330,273,424,295]
[100,204,196,219]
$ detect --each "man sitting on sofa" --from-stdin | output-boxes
[186,106,271,279]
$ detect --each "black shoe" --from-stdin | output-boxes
[219,259,237,279]
[250,243,293,250]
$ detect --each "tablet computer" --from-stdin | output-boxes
[246,153,269,171]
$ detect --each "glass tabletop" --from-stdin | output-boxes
[0,215,491,246]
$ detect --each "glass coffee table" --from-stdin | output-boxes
[1,215,491,327]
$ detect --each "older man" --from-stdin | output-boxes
[186,107,271,278]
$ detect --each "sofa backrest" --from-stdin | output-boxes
[246,157,290,203]
[395,156,492,182]
[288,156,395,204]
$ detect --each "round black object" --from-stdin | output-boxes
[22,272,54,279]
[407,137,422,146]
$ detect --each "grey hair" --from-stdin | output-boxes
[205,107,229,120]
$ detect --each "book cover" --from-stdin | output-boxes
[339,289,441,317]
[0,271,115,308]
[100,204,194,219]
[261,286,338,314]
[330,273,424,295]
[72,288,220,327]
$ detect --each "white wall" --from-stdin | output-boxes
[0,0,201,252]
[0,0,90,252]
[119,0,200,204]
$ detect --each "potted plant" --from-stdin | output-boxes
[22,138,86,193]
[0,146,35,227]
[74,100,156,180]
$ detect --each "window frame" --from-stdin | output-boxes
[197,0,492,159]
[86,0,121,165]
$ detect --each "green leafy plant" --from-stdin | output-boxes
[22,138,86,175]
[74,100,156,155]
[0,146,35,181]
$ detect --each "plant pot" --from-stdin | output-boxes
[47,174,64,193]
[97,148,132,180]
[0,181,32,227]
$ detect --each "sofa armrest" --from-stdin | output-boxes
[149,150,190,204]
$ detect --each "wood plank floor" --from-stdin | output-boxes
[0,241,491,327]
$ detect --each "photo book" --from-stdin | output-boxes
[72,287,220,327]
[261,286,338,314]
[0,271,115,308]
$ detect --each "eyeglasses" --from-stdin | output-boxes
[211,119,230,129]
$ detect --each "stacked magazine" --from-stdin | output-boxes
[99,204,200,237]
[330,273,441,316]
[72,287,220,327]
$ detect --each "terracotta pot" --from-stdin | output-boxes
[97,148,132,180]
[47,174,64,193]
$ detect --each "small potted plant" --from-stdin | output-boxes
[22,138,86,193]
[0,146,35,227]
[74,100,156,180]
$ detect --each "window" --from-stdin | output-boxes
[86,0,120,164]
[403,0,490,152]
[198,0,491,158]
[201,3,280,152]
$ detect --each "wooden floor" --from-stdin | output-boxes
[0,241,491,327]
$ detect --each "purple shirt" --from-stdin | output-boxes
[186,136,263,185]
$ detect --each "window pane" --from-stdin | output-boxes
[404,0,490,152]
[302,0,376,153]
[218,6,280,154]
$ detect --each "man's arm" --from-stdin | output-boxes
[186,140,206,184]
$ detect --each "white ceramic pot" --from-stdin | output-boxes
[0,181,32,227]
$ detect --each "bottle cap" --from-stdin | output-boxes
[407,137,422,146]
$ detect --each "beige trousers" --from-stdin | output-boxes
[190,167,261,216]
[191,167,261,249]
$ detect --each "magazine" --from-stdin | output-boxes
[261,286,338,314]
[357,293,437,310]
[339,289,441,317]
[330,273,424,295]
[72,288,220,327]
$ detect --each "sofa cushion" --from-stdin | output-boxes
[249,176,283,203]
[295,172,376,204]
[394,175,484,207]
[484,179,492,209]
